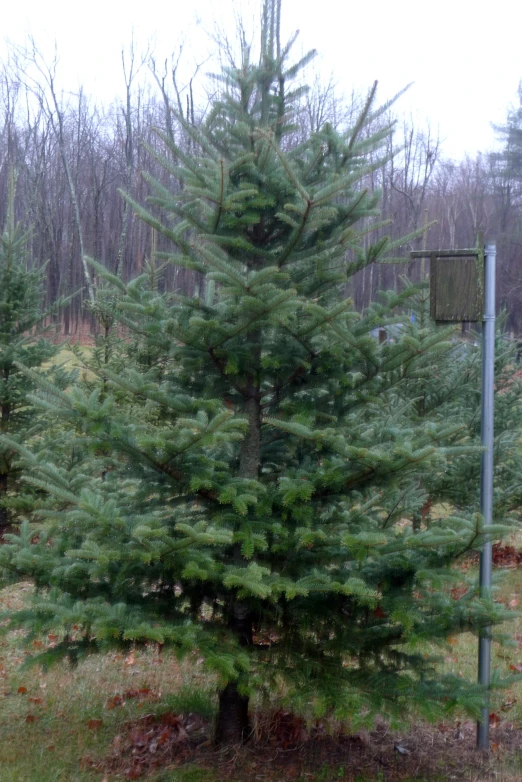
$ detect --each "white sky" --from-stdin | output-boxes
[1,0,521,161]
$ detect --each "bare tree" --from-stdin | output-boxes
[11,40,95,303]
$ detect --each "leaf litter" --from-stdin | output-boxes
[81,709,522,781]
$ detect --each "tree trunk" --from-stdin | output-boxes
[214,681,250,745]
[215,599,254,744]
[214,382,260,745]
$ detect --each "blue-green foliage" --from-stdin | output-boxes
[0,213,69,525]
[0,4,520,728]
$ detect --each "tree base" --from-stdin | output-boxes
[214,681,250,746]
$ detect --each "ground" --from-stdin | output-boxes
[2,546,522,781]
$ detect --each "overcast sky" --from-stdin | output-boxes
[1,0,520,161]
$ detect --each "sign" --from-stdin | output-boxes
[411,248,484,323]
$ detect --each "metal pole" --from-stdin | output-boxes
[477,242,496,750]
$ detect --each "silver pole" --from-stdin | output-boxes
[477,242,496,750]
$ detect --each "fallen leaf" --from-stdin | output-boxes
[28,697,42,705]
[160,712,183,726]
[86,719,103,730]
[107,694,124,709]
[510,663,522,673]
[156,726,172,747]
[489,712,501,729]
[25,714,36,723]
[130,729,149,748]
[17,686,27,695]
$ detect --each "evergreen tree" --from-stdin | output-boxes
[491,83,522,207]
[0,2,515,744]
[386,288,522,530]
[0,176,67,532]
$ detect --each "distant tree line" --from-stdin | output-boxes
[0,38,522,332]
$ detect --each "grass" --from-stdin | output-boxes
[0,648,218,781]
[2,567,522,781]
[0,582,218,781]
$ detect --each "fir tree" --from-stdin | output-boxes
[0,174,67,532]
[0,2,516,745]
[384,288,522,530]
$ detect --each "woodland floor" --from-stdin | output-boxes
[2,543,522,781]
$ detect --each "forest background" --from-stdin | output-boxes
[1,17,522,334]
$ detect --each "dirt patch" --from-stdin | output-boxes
[85,710,522,781]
